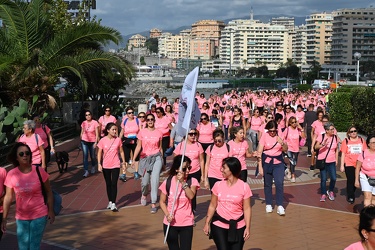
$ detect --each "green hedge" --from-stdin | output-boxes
[329,87,375,134]
[296,84,312,91]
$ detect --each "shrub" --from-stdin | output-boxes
[329,92,354,132]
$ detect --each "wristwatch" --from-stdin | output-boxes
[182,182,189,190]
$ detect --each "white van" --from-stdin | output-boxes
[312,80,330,89]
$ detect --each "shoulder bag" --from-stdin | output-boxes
[315,135,335,170]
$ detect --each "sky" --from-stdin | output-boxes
[91,0,375,36]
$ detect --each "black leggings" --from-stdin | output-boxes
[240,170,247,183]
[102,168,120,203]
[163,224,193,250]
[208,177,222,190]
[162,136,170,165]
[345,166,356,200]
[211,224,245,250]
[123,141,139,162]
[189,170,202,212]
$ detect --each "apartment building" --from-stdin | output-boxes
[189,38,215,60]
[158,32,190,59]
[293,25,307,66]
[331,8,375,65]
[305,12,333,65]
[219,19,289,71]
[149,28,162,39]
[128,34,146,50]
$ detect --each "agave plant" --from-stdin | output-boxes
[0,0,134,108]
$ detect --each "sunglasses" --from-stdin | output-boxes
[182,166,192,172]
[146,118,155,122]
[188,132,197,136]
[268,130,277,133]
[267,116,273,119]
[18,151,31,157]
[156,111,161,113]
[105,109,111,112]
[214,139,223,143]
[201,117,208,121]
[138,116,145,118]
[291,121,297,124]
[127,112,134,114]
[349,130,357,133]
[285,107,291,109]
[85,114,91,116]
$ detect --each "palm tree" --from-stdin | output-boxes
[0,0,134,109]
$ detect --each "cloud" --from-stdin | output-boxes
[92,0,373,35]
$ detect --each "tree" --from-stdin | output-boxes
[0,0,134,111]
[140,56,146,65]
[145,38,158,54]
[257,66,269,78]
[276,67,287,78]
[286,65,300,78]
[305,60,322,84]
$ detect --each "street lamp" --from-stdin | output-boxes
[354,52,361,85]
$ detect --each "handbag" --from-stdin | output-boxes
[315,135,335,170]
[299,137,306,147]
[36,167,63,215]
[367,175,375,186]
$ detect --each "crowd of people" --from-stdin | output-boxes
[2,87,375,249]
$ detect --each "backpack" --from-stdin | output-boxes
[166,175,192,196]
[209,143,230,153]
[123,117,139,126]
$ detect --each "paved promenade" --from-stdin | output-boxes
[1,137,362,250]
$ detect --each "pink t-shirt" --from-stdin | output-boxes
[344,241,364,250]
[159,176,200,226]
[259,133,283,164]
[81,120,99,142]
[155,116,171,136]
[212,180,252,229]
[34,126,51,149]
[173,103,179,114]
[283,127,301,153]
[341,138,367,167]
[312,120,324,136]
[4,166,49,220]
[137,128,163,158]
[254,98,264,108]
[358,149,375,177]
[18,134,44,165]
[295,111,305,124]
[222,111,233,127]
[0,167,6,213]
[174,142,204,174]
[206,144,230,179]
[316,134,338,163]
[197,122,216,143]
[228,140,249,170]
[285,112,295,123]
[121,117,140,138]
[275,110,285,129]
[98,115,117,136]
[250,116,262,131]
[97,137,122,169]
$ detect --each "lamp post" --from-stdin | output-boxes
[354,52,361,85]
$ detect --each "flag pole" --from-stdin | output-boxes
[164,126,190,244]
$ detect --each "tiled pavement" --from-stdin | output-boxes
[1,138,362,249]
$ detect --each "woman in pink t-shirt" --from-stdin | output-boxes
[315,122,339,202]
[98,106,117,138]
[132,113,163,213]
[97,122,126,212]
[204,130,231,190]
[165,105,175,124]
[355,135,375,207]
[137,112,146,129]
[197,113,216,154]
[247,108,263,152]
[2,143,54,249]
[340,126,367,204]
[283,117,305,183]
[80,110,100,178]
[155,107,172,166]
[18,120,46,169]
[119,106,141,181]
[257,120,288,215]
[295,105,305,127]
[203,157,251,249]
[228,126,253,182]
[174,129,204,213]
[201,102,212,116]
[310,111,324,170]
[32,114,55,165]
[159,155,199,250]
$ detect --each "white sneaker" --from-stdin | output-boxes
[110,203,118,212]
[91,167,96,174]
[285,169,291,179]
[107,201,112,209]
[277,206,286,216]
[291,177,296,183]
[83,170,89,178]
[266,205,273,213]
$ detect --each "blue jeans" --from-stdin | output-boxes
[81,141,97,171]
[320,162,337,194]
[263,163,284,206]
[16,215,47,250]
[287,151,299,174]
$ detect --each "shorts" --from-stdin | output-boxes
[360,172,375,195]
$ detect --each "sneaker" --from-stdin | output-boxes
[307,154,312,157]
[111,203,118,212]
[320,194,326,202]
[107,201,112,209]
[91,167,96,174]
[309,165,315,171]
[141,196,147,206]
[277,206,285,216]
[150,206,158,214]
[265,205,273,213]
[348,198,355,204]
[291,177,296,183]
[83,170,89,178]
[327,191,335,201]
[134,172,140,180]
[119,174,127,182]
[286,169,292,179]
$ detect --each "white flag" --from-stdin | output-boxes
[176,67,201,137]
